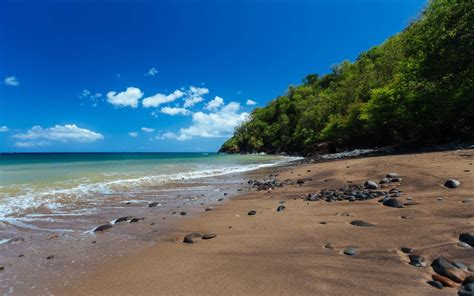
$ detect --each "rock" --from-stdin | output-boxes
[205,208,213,211]
[93,224,113,232]
[319,221,327,224]
[401,247,414,254]
[427,280,444,289]
[343,246,359,256]
[379,178,391,184]
[129,217,144,223]
[112,216,132,224]
[432,274,457,287]
[46,255,54,260]
[431,257,467,283]
[0,267,3,271]
[350,220,375,227]
[248,210,257,216]
[276,205,286,212]
[387,173,399,178]
[409,254,426,267]
[390,177,402,183]
[218,198,224,201]
[202,233,217,240]
[458,287,474,296]
[454,262,466,269]
[459,233,474,247]
[364,180,378,190]
[183,233,202,243]
[383,198,404,208]
[180,211,187,216]
[404,200,419,206]
[463,276,474,286]
[469,265,474,272]
[444,179,461,188]
[148,202,160,207]
[296,179,305,185]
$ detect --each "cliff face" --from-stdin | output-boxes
[220,0,474,155]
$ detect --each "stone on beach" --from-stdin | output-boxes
[183,233,202,244]
[432,274,457,288]
[112,216,132,224]
[202,234,217,240]
[459,233,474,247]
[364,180,378,190]
[343,246,359,256]
[248,210,257,216]
[382,198,404,208]
[148,202,160,207]
[444,179,460,188]
[93,224,113,232]
[350,220,375,227]
[431,257,467,283]
[427,280,444,289]
[408,254,425,267]
[401,247,414,254]
[276,205,286,212]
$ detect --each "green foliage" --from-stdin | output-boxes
[220,0,474,155]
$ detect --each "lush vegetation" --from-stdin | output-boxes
[220,0,473,155]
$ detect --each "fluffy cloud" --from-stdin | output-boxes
[141,127,154,133]
[128,132,138,137]
[160,107,191,116]
[205,96,224,111]
[163,102,248,141]
[246,99,257,106]
[0,126,8,132]
[142,89,184,108]
[4,76,19,86]
[13,124,103,147]
[183,86,209,108]
[106,87,143,108]
[145,67,158,76]
[156,132,189,141]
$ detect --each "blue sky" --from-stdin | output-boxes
[0,0,426,152]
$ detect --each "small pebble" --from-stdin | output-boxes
[401,247,414,254]
[46,255,54,260]
[444,179,460,189]
[202,233,217,240]
[276,205,286,212]
[427,280,443,289]
[453,262,466,269]
[343,246,359,256]
[248,210,257,216]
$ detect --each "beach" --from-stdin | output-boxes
[39,149,473,295]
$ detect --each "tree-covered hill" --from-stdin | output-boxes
[220,0,473,155]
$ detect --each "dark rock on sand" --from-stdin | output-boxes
[463,276,474,286]
[183,233,202,243]
[387,173,399,178]
[148,202,160,207]
[401,247,414,254]
[427,280,444,289]
[432,257,467,283]
[112,216,132,224]
[459,233,474,247]
[343,247,359,256]
[202,233,217,240]
[180,211,187,216]
[93,224,113,232]
[248,210,257,216]
[350,220,375,227]
[444,179,461,188]
[383,198,404,208]
[218,198,224,201]
[409,254,426,267]
[46,255,54,260]
[364,180,378,190]
[276,205,286,212]
[454,262,466,269]
[205,208,213,211]
[129,217,144,223]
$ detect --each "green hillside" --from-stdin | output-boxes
[220,0,473,155]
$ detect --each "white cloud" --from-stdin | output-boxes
[156,132,190,141]
[160,107,191,116]
[142,89,184,108]
[141,127,154,133]
[13,124,103,147]
[145,67,158,76]
[163,102,248,141]
[80,89,91,98]
[128,132,138,137]
[183,86,209,108]
[4,76,19,86]
[205,96,224,111]
[106,87,143,108]
[0,126,8,132]
[246,99,257,106]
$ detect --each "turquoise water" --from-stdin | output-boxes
[0,153,295,220]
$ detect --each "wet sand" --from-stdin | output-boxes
[47,150,474,294]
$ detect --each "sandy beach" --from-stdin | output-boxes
[52,149,474,295]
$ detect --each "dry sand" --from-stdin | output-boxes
[58,150,474,295]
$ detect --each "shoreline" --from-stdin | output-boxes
[51,149,473,295]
